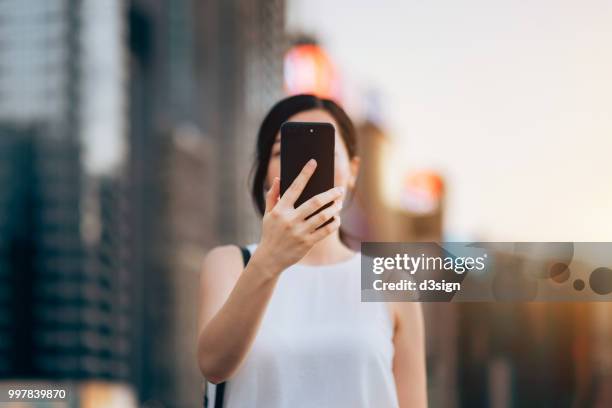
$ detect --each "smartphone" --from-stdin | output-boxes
[280,121,335,223]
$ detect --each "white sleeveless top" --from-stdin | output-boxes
[207,243,399,408]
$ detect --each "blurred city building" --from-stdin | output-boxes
[1,0,285,407]
[194,0,286,244]
[0,0,132,404]
[128,0,285,406]
[0,0,129,375]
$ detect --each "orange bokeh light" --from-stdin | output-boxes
[284,44,340,100]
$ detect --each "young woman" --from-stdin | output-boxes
[197,94,427,408]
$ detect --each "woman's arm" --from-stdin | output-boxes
[197,163,344,383]
[391,302,428,408]
[197,244,283,383]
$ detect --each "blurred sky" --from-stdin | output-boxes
[287,0,612,241]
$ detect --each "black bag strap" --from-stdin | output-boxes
[239,245,252,266]
[213,382,226,408]
[206,245,251,408]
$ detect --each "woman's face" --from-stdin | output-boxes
[266,109,360,201]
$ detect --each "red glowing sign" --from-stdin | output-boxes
[400,171,444,214]
[284,44,340,100]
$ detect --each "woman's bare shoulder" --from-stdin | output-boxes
[205,244,241,262]
[388,302,424,331]
[201,245,245,281]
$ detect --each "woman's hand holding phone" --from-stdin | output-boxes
[253,159,344,275]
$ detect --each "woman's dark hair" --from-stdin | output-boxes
[250,94,358,215]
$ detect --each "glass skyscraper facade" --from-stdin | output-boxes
[0,0,131,384]
[0,0,285,406]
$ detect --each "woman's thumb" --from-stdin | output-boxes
[265,177,280,213]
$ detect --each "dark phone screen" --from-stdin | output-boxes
[280,122,335,219]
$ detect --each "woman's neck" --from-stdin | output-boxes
[297,231,355,266]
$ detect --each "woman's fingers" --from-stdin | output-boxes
[279,159,317,207]
[295,186,344,219]
[264,177,280,213]
[302,199,343,232]
[309,215,341,242]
